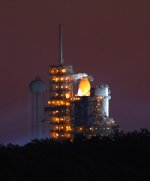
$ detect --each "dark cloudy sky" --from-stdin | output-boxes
[0,0,150,144]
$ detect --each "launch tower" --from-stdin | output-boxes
[45,25,115,141]
[46,25,73,140]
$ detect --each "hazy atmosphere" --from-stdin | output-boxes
[0,0,150,144]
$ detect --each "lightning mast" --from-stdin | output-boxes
[58,24,63,65]
[46,24,74,140]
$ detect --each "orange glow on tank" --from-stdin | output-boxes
[77,77,91,96]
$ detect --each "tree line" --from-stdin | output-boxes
[0,129,150,180]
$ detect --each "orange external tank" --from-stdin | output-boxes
[77,77,91,96]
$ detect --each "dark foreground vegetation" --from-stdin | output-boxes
[1,129,150,181]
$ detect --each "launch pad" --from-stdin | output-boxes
[29,25,115,140]
[45,25,115,140]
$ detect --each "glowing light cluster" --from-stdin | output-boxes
[52,125,72,131]
[51,116,70,123]
[48,100,71,106]
[50,76,72,82]
[71,97,80,101]
[50,132,71,139]
[49,68,67,75]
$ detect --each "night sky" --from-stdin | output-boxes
[0,0,150,144]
